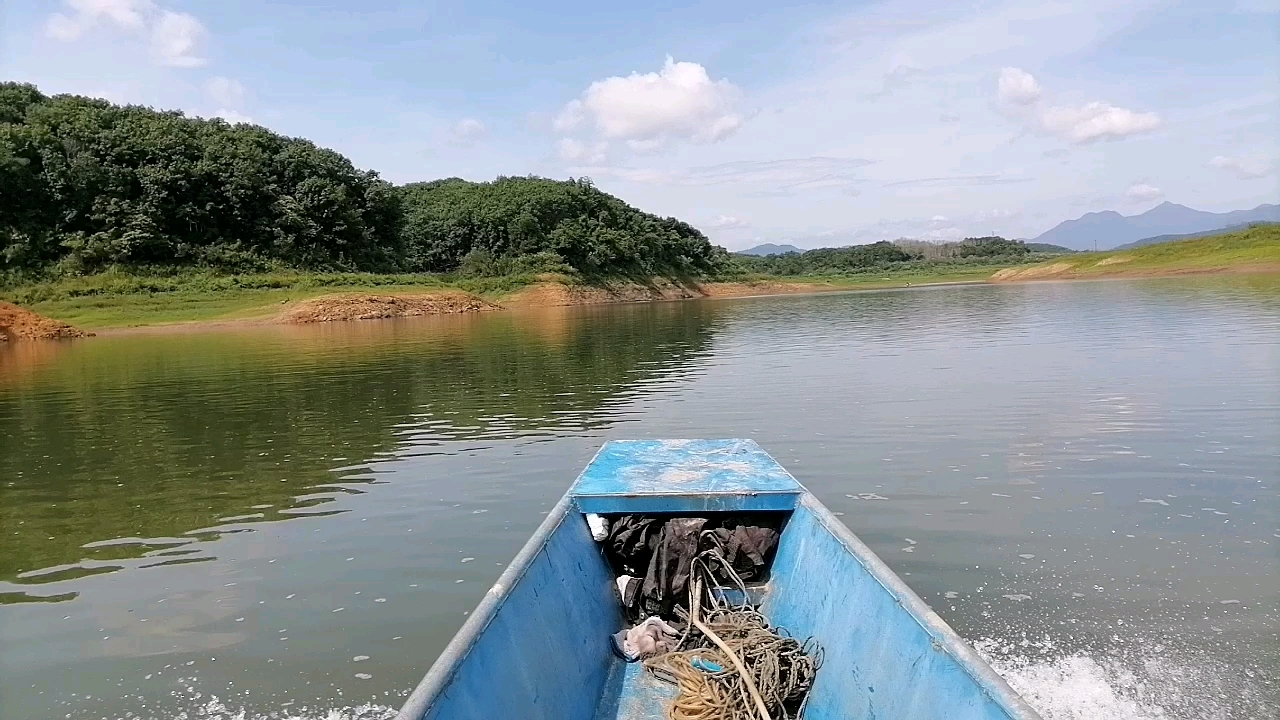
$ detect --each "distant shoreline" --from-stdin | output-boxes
[2,226,1276,339]
[84,276,984,336]
[2,273,994,338]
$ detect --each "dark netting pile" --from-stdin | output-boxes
[594,514,821,720]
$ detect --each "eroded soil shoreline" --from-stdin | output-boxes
[5,263,1279,341]
[0,302,94,341]
[82,280,844,336]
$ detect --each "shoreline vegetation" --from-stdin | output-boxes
[0,264,1006,335]
[1,82,1277,338]
[2,223,1276,336]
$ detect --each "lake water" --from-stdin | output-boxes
[1,278,1277,720]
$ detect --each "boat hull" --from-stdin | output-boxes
[396,440,1040,720]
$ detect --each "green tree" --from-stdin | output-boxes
[397,176,722,277]
[0,85,400,274]
[956,236,1029,257]
[0,83,723,280]
[732,241,917,275]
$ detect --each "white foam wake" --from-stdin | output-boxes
[974,638,1273,720]
[93,696,397,720]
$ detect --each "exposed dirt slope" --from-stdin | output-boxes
[278,292,500,324]
[0,302,92,341]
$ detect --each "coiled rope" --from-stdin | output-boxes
[644,541,821,720]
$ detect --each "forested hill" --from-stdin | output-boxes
[397,177,721,276]
[732,236,1055,276]
[0,83,723,278]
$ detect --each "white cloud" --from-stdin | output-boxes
[921,226,967,241]
[994,68,1160,144]
[1209,154,1276,179]
[151,11,207,67]
[205,76,244,108]
[568,157,873,197]
[552,101,584,133]
[214,108,253,125]
[1233,0,1279,13]
[1125,183,1163,201]
[46,14,86,41]
[626,138,666,154]
[997,67,1041,106]
[1040,102,1160,143]
[46,0,148,40]
[555,56,744,154]
[307,0,1265,244]
[448,118,488,147]
[790,206,1027,245]
[974,208,1019,222]
[884,174,1032,188]
[558,138,609,164]
[683,157,872,189]
[46,0,208,69]
[568,165,673,184]
[80,0,147,27]
[708,215,749,228]
[868,63,925,99]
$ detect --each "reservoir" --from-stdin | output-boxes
[2,278,1276,720]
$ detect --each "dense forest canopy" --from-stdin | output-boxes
[894,236,1034,260]
[0,83,402,274]
[732,237,1046,276]
[399,177,723,276]
[0,83,723,278]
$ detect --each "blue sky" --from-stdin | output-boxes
[2,0,1277,248]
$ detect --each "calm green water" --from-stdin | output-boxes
[2,279,1277,720]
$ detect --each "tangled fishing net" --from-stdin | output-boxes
[642,545,822,720]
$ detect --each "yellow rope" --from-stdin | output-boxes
[691,615,772,720]
[642,558,820,720]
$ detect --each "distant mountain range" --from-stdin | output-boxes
[736,243,803,256]
[738,240,1075,255]
[1031,202,1280,251]
[735,202,1276,255]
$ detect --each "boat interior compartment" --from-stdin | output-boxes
[595,509,789,586]
[400,439,1040,720]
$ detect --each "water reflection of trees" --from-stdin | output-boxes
[0,302,721,601]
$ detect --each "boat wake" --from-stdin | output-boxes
[181,696,389,717]
[85,696,398,720]
[974,638,1276,720]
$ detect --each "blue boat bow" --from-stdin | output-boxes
[396,439,1042,720]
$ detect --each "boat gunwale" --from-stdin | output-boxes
[797,492,1043,720]
[394,493,576,720]
[396,438,1043,720]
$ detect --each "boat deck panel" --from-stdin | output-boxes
[572,439,803,513]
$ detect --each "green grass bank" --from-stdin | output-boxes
[2,226,1276,332]
[991,224,1280,281]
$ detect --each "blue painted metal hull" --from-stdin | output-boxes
[396,440,1041,720]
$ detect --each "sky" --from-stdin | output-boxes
[1,0,1277,249]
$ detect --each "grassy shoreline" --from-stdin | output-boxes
[0,271,537,329]
[0,264,1012,330]
[2,226,1276,332]
[990,224,1279,281]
